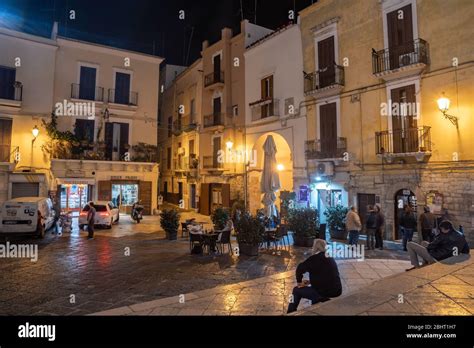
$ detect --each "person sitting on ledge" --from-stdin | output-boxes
[406,220,470,271]
[287,239,342,314]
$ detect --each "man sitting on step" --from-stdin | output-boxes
[287,239,342,313]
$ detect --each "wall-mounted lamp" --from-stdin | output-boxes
[226,140,234,149]
[277,164,284,172]
[437,93,458,127]
[32,125,39,139]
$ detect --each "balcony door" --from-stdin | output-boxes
[79,66,97,100]
[261,75,274,118]
[115,72,131,105]
[0,67,16,100]
[213,54,221,80]
[319,103,337,156]
[387,4,414,69]
[391,84,418,153]
[105,122,129,161]
[213,97,221,124]
[0,118,12,162]
[212,137,221,168]
[318,36,335,88]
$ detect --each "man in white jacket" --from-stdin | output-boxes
[345,206,362,245]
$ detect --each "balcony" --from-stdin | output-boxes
[249,98,280,123]
[108,89,138,106]
[305,138,347,160]
[304,65,344,99]
[172,119,183,136]
[71,83,104,102]
[372,39,429,81]
[0,81,22,110]
[375,126,431,162]
[203,156,223,171]
[204,71,224,89]
[174,155,199,173]
[203,113,224,128]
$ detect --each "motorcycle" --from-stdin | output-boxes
[131,201,144,223]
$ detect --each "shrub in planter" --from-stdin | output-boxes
[324,205,349,240]
[160,209,180,240]
[287,207,319,247]
[235,212,264,256]
[211,207,229,230]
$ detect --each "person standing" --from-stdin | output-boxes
[346,206,362,245]
[86,201,96,240]
[419,206,436,242]
[374,205,385,250]
[365,205,377,250]
[399,205,417,251]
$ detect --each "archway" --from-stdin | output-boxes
[394,189,417,240]
[247,132,293,215]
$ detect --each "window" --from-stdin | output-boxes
[0,118,12,162]
[232,105,238,117]
[168,116,172,137]
[114,71,131,104]
[190,99,196,123]
[74,119,95,143]
[105,122,129,161]
[189,139,195,155]
[260,75,274,118]
[0,66,16,100]
[79,66,97,100]
[167,147,171,169]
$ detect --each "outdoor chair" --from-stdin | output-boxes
[181,222,189,238]
[189,232,203,253]
[215,229,233,255]
[271,226,288,250]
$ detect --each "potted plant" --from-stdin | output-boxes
[235,212,264,256]
[211,207,229,230]
[160,208,180,240]
[324,205,349,240]
[287,207,319,247]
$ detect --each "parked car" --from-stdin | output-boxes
[79,201,119,229]
[0,197,56,238]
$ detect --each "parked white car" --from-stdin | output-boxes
[79,201,119,229]
[0,197,56,238]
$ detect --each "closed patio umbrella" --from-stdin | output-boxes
[260,135,281,218]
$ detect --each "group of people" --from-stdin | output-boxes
[345,205,385,249]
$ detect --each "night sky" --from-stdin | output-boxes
[0,0,316,65]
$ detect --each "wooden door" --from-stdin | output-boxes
[213,97,221,124]
[387,4,414,69]
[200,183,210,215]
[139,181,152,215]
[357,194,376,229]
[318,36,335,88]
[98,181,111,201]
[261,75,274,118]
[319,103,337,156]
[213,137,221,168]
[221,184,230,208]
[391,85,417,153]
[213,54,221,78]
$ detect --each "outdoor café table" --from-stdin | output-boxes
[201,232,220,254]
[263,228,277,249]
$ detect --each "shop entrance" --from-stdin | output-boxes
[112,184,139,214]
[60,184,89,212]
[394,189,417,239]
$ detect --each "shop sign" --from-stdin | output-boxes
[111,176,139,180]
[426,191,443,214]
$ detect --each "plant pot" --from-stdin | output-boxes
[293,235,316,247]
[166,231,178,240]
[330,228,347,240]
[238,243,259,256]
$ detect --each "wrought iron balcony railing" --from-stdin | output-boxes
[375,126,431,155]
[203,156,223,169]
[249,98,280,121]
[305,137,347,160]
[71,83,104,102]
[372,39,429,74]
[204,71,224,87]
[203,113,224,128]
[108,89,138,106]
[304,65,344,94]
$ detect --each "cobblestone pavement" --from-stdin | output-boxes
[0,211,408,315]
[93,258,411,316]
[294,254,474,316]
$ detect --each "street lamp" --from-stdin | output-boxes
[32,125,39,139]
[277,164,284,171]
[437,93,458,127]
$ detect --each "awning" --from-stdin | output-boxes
[55,178,96,186]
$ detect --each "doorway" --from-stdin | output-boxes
[112,183,139,214]
[394,189,417,239]
[60,184,89,212]
[190,184,196,209]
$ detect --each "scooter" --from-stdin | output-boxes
[131,201,144,223]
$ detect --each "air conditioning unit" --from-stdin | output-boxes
[399,53,412,67]
[177,147,186,156]
[316,161,335,177]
